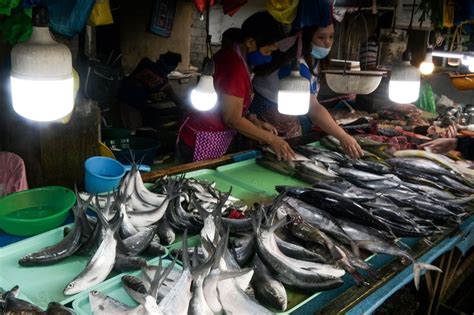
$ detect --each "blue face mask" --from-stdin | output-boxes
[247,50,272,66]
[311,44,331,59]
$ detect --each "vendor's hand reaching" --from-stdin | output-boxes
[339,134,364,159]
[419,138,457,154]
[260,121,278,135]
[268,135,296,162]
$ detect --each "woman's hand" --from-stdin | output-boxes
[419,138,457,154]
[268,135,296,162]
[260,121,278,135]
[247,113,278,135]
[339,134,364,159]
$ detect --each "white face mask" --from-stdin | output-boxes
[311,44,331,59]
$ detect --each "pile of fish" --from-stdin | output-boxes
[0,285,75,314]
[17,167,248,297]
[89,212,277,315]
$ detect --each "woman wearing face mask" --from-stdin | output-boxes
[250,22,363,159]
[176,12,296,163]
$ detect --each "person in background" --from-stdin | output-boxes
[250,22,364,159]
[419,137,474,160]
[359,27,379,70]
[176,12,296,163]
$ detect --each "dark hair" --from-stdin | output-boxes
[221,27,243,47]
[241,11,284,48]
[302,25,330,76]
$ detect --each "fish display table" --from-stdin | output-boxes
[142,154,474,314]
[1,146,473,314]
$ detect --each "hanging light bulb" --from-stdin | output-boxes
[190,57,217,111]
[389,51,420,104]
[419,51,434,75]
[10,6,74,122]
[191,75,217,111]
[278,62,310,115]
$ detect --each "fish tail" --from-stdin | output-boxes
[182,229,190,269]
[413,262,442,290]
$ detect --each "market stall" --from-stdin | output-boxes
[1,136,474,314]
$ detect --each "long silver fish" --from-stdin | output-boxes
[64,212,122,295]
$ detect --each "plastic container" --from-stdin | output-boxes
[104,136,161,166]
[0,224,168,310]
[0,186,76,236]
[84,156,150,194]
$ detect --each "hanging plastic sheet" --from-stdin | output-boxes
[193,0,215,14]
[44,0,96,38]
[0,152,28,197]
[223,0,247,16]
[149,0,176,38]
[89,0,114,27]
[266,0,299,24]
[295,0,333,28]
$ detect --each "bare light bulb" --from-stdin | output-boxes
[469,63,474,73]
[190,75,217,111]
[419,52,434,75]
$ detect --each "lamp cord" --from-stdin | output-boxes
[406,0,417,53]
[205,0,212,60]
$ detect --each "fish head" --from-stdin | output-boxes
[262,283,287,311]
[63,280,83,295]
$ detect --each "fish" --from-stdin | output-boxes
[218,268,273,315]
[127,180,179,227]
[121,275,147,304]
[274,233,326,262]
[250,255,288,311]
[64,211,122,295]
[255,218,345,291]
[19,206,83,266]
[386,158,456,178]
[117,226,157,256]
[143,234,167,257]
[114,255,147,273]
[393,149,464,176]
[156,216,175,245]
[158,231,193,315]
[284,188,395,235]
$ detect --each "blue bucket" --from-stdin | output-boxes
[84,156,150,194]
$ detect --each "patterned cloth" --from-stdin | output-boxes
[0,152,28,197]
[250,92,302,138]
[192,129,237,162]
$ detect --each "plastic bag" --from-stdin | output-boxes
[266,0,299,24]
[89,0,113,27]
[0,152,28,197]
[0,7,31,45]
[0,0,20,15]
[416,82,436,114]
[83,51,123,103]
[45,0,96,37]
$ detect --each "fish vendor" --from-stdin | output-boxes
[249,0,363,159]
[176,11,296,163]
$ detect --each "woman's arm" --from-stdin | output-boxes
[308,95,363,158]
[221,93,295,161]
